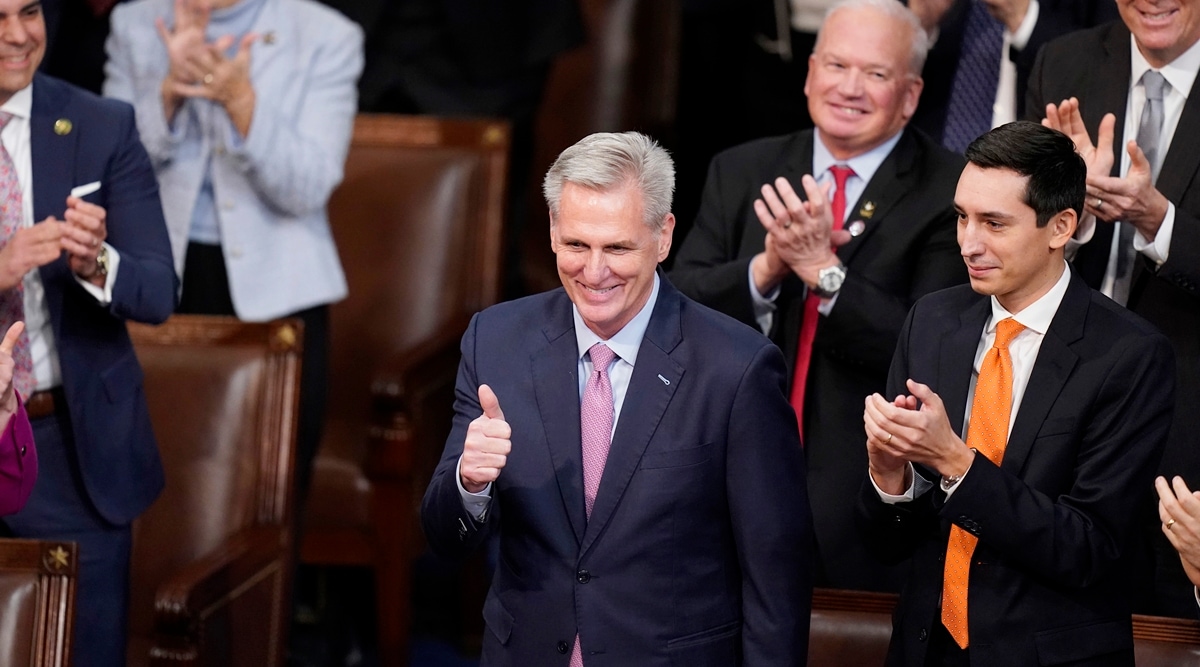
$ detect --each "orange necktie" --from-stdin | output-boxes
[790,164,855,436]
[941,317,1026,649]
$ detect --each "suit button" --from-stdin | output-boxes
[19,445,25,456]
[919,628,928,642]
[577,569,591,584]
[557,641,569,654]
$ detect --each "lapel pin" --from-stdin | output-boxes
[848,220,867,237]
[657,374,670,386]
[53,119,72,136]
[859,201,876,219]
[262,31,276,45]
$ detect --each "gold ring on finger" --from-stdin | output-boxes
[885,432,893,444]
[1167,518,1177,529]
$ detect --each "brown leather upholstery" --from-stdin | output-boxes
[0,538,77,667]
[523,0,681,292]
[127,316,303,667]
[301,114,510,667]
[808,588,1200,666]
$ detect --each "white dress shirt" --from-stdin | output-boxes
[0,84,121,392]
[874,262,1072,502]
[458,274,663,519]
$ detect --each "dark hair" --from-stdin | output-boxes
[964,121,1085,227]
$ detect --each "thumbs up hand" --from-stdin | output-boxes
[460,384,512,493]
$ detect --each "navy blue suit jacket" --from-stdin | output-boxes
[422,277,812,666]
[858,273,1174,666]
[30,73,177,525]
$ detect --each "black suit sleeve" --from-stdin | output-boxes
[670,152,762,329]
[421,314,496,560]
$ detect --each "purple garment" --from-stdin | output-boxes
[0,396,36,516]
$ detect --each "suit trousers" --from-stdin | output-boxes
[2,407,132,667]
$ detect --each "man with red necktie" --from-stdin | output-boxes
[671,0,966,592]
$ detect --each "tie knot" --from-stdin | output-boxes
[993,318,1025,349]
[1143,70,1167,101]
[830,164,855,189]
[588,343,616,373]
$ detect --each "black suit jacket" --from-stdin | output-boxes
[914,0,1119,142]
[421,277,812,666]
[858,273,1174,667]
[670,127,966,590]
[1027,21,1200,488]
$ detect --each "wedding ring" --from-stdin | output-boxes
[1167,518,1177,529]
[783,220,792,229]
[1093,197,1103,208]
[884,432,893,444]
[203,72,214,85]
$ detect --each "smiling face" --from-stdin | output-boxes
[955,164,1075,313]
[806,5,923,160]
[1120,0,1200,67]
[551,182,673,340]
[0,0,43,106]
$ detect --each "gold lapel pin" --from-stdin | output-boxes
[859,201,876,219]
[262,31,276,45]
[54,118,72,136]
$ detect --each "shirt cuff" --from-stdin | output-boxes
[748,262,779,335]
[73,242,120,305]
[456,453,492,521]
[1133,201,1174,265]
[873,463,934,504]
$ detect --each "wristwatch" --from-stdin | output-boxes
[92,245,110,279]
[810,262,846,298]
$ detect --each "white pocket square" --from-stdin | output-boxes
[70,181,101,198]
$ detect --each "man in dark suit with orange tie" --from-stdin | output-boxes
[860,122,1174,666]
[422,131,811,666]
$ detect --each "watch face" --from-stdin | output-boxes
[819,266,845,293]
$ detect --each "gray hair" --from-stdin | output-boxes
[543,131,675,233]
[817,0,931,76]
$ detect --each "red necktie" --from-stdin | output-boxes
[790,164,854,436]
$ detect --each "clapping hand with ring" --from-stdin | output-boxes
[1155,475,1200,587]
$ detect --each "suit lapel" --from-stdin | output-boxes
[838,129,920,265]
[941,298,990,437]
[531,297,587,545]
[581,278,684,557]
[1002,274,1085,475]
[30,75,74,319]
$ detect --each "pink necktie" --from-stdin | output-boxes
[0,112,35,399]
[790,164,855,436]
[571,342,616,667]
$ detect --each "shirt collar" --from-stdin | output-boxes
[0,84,33,122]
[987,261,1071,336]
[1129,33,1200,99]
[813,129,903,185]
[572,272,660,367]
